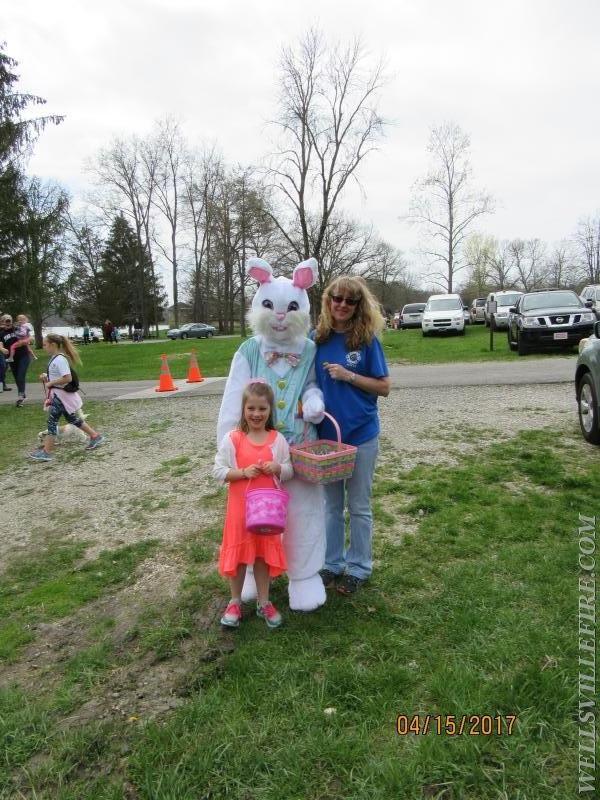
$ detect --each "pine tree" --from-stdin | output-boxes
[0,42,63,307]
[98,214,166,329]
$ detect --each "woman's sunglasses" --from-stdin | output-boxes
[330,294,359,306]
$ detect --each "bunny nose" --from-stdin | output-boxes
[275,312,286,321]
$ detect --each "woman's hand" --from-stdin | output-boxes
[259,460,281,476]
[0,346,8,356]
[40,372,48,382]
[324,362,355,383]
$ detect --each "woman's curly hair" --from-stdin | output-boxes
[315,276,385,350]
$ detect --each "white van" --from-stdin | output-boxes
[421,293,466,336]
[484,290,524,329]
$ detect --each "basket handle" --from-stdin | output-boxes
[301,411,341,445]
[245,473,283,491]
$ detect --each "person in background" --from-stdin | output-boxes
[0,314,33,406]
[0,314,11,392]
[6,314,36,362]
[102,319,113,343]
[29,333,105,462]
[83,321,91,346]
[314,276,391,596]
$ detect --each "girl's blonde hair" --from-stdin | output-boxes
[45,333,82,365]
[315,275,385,350]
[239,381,275,433]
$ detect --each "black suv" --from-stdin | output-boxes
[507,289,596,355]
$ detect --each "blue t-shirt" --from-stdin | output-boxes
[315,332,389,446]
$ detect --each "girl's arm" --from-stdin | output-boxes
[213,434,260,484]
[268,434,293,482]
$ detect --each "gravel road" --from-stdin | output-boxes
[1,381,578,568]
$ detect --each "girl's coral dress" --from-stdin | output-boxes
[218,429,287,578]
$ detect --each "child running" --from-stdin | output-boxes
[6,314,37,362]
[28,333,105,462]
[213,380,293,629]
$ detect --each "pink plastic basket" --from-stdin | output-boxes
[245,476,289,535]
[290,412,357,484]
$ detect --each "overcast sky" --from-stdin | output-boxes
[5,0,600,290]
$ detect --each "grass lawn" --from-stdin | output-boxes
[0,410,595,798]
[15,325,573,384]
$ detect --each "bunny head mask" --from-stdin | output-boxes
[246,257,318,346]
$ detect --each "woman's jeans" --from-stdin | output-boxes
[0,353,6,388]
[323,436,379,580]
[9,355,31,397]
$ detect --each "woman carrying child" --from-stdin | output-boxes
[29,333,105,462]
[213,380,292,629]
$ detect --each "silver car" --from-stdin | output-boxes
[575,320,600,444]
[485,291,524,329]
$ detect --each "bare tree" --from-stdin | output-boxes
[88,135,159,334]
[407,122,494,292]
[544,241,576,288]
[463,233,497,296]
[486,240,513,290]
[508,238,546,291]
[266,29,386,279]
[151,118,186,328]
[574,215,600,285]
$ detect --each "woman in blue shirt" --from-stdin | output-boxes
[314,276,390,595]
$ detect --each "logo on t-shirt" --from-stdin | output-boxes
[346,351,362,367]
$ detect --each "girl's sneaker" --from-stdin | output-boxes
[220,601,242,628]
[86,434,105,451]
[257,601,282,629]
[28,449,53,462]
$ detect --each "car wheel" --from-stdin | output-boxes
[181,333,188,339]
[577,372,600,445]
[516,330,529,356]
[422,331,429,337]
[484,318,490,327]
[458,328,465,336]
[208,331,213,337]
[508,330,517,351]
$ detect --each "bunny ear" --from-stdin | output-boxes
[247,257,273,284]
[292,257,318,290]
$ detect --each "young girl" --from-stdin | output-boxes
[28,334,105,462]
[6,314,36,362]
[213,380,293,629]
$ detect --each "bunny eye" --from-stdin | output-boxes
[261,299,274,310]
[287,301,299,312]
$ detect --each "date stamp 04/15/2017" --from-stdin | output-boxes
[396,714,518,737]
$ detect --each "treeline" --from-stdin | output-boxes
[458,228,600,301]
[2,37,599,341]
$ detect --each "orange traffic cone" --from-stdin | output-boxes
[186,349,204,383]
[155,354,178,392]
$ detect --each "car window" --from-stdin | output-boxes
[402,304,425,313]
[521,291,581,311]
[497,294,522,307]
[426,298,463,311]
[476,299,485,306]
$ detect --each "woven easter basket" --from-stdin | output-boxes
[290,412,357,484]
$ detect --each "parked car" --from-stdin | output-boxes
[485,290,524,329]
[507,289,596,355]
[421,294,466,336]
[167,322,216,340]
[580,285,600,319]
[575,320,600,444]
[398,302,427,329]
[469,298,486,324]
